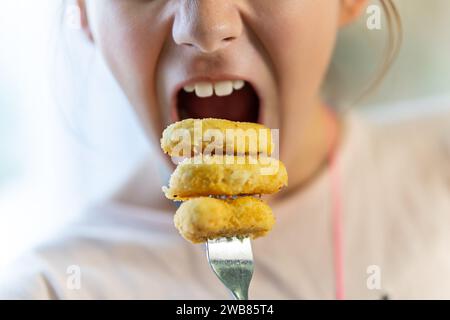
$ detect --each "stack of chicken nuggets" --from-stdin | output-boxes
[160,118,288,243]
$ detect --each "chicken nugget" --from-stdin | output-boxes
[174,196,275,243]
[161,118,273,156]
[163,155,288,200]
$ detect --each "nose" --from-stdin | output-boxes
[172,0,243,53]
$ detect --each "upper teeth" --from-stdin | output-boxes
[183,80,246,98]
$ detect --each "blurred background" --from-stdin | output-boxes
[0,0,449,268]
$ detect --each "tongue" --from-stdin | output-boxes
[177,85,259,122]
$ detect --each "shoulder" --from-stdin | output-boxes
[370,107,450,152]
[354,105,450,219]
[343,107,450,298]
[344,105,450,248]
[355,106,450,190]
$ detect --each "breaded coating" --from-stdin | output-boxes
[174,197,275,243]
[161,118,273,156]
[163,155,288,200]
[160,119,288,243]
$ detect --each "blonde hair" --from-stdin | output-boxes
[354,0,403,105]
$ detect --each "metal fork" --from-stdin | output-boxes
[206,237,254,300]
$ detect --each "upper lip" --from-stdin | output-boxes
[171,73,262,120]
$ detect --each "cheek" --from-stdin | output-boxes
[260,0,340,111]
[90,2,170,137]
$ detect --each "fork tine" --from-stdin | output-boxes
[206,237,254,300]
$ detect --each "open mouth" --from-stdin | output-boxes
[176,80,260,123]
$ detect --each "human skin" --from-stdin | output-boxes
[77,0,368,206]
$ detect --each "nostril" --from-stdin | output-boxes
[180,36,235,51]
